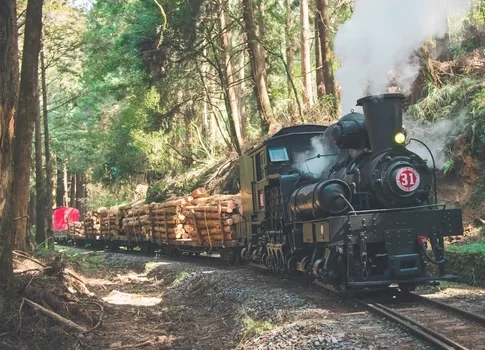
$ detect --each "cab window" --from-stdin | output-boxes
[268,147,289,162]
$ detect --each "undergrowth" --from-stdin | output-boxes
[466,179,485,208]
[408,78,485,153]
[446,241,485,255]
[239,310,274,342]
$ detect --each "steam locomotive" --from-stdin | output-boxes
[235,93,463,292]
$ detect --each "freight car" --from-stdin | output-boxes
[64,93,463,292]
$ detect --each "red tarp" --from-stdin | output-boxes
[52,207,80,231]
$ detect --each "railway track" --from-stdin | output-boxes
[354,292,485,350]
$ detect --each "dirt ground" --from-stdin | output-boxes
[4,247,485,350]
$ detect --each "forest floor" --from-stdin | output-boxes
[4,247,485,350]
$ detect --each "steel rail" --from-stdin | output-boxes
[411,293,485,325]
[353,298,468,350]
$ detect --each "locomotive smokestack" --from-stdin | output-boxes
[356,93,405,155]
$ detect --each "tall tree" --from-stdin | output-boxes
[242,0,276,134]
[285,0,296,117]
[11,0,44,251]
[315,15,325,98]
[316,0,337,99]
[300,0,313,108]
[40,38,53,245]
[35,92,45,245]
[219,0,243,150]
[55,156,65,207]
[0,0,19,292]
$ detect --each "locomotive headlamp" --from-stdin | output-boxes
[394,132,406,144]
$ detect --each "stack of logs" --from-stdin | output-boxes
[68,221,85,238]
[181,188,243,243]
[120,204,152,240]
[98,207,121,237]
[81,187,243,244]
[149,187,243,243]
[84,211,100,238]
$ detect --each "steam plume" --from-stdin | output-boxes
[292,136,338,177]
[403,113,465,169]
[334,0,471,113]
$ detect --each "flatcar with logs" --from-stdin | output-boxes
[64,93,463,292]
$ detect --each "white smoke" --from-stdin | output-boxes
[403,113,465,169]
[334,0,471,113]
[292,136,338,177]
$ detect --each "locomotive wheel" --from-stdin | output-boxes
[286,256,297,272]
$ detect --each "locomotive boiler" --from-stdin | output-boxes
[237,93,463,292]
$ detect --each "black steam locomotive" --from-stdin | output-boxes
[236,93,463,291]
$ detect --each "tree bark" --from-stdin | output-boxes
[11,0,44,251]
[315,16,325,98]
[242,0,276,134]
[40,38,53,246]
[55,156,64,207]
[75,173,85,217]
[238,31,246,137]
[35,88,45,245]
[300,0,313,108]
[69,173,76,208]
[316,0,337,99]
[219,0,243,151]
[28,190,36,248]
[63,162,69,206]
[0,0,19,292]
[285,0,296,118]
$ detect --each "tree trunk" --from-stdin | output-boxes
[28,190,36,249]
[69,173,76,208]
[316,0,337,99]
[315,16,325,98]
[285,0,297,119]
[238,31,246,137]
[219,0,243,151]
[436,17,451,61]
[63,162,69,206]
[242,0,276,134]
[75,173,85,217]
[300,0,313,108]
[55,156,64,207]
[40,37,53,246]
[11,0,44,251]
[0,0,19,292]
[35,86,45,245]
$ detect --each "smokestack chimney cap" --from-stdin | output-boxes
[356,93,405,106]
[356,93,405,155]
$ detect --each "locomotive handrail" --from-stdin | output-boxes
[408,137,438,204]
[346,204,446,218]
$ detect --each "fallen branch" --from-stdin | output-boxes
[12,251,45,267]
[81,302,104,334]
[110,336,167,349]
[22,298,87,333]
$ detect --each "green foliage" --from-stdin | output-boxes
[408,78,485,159]
[443,159,455,174]
[239,310,274,341]
[447,242,485,255]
